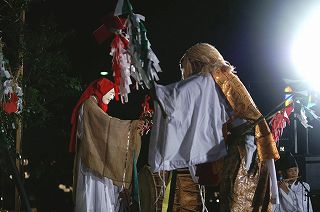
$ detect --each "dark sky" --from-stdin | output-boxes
[27,0,320,151]
[27,0,318,113]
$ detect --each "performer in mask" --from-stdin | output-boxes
[149,43,279,211]
[273,153,313,212]
[70,78,143,212]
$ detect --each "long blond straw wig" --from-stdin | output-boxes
[180,43,235,79]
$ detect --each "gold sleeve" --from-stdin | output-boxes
[211,69,279,161]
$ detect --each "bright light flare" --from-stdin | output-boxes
[291,7,320,91]
[100,71,109,76]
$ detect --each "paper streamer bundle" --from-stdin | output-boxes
[94,0,162,103]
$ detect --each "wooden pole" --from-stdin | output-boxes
[15,120,22,212]
[15,8,25,212]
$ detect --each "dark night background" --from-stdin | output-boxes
[1,0,320,211]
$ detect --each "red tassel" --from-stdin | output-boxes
[139,95,154,135]
[270,104,294,142]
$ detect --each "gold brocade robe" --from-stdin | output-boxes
[211,69,278,211]
[211,69,279,161]
[75,97,141,189]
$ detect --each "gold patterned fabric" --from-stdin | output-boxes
[219,134,272,212]
[211,69,279,161]
[230,145,259,211]
[252,162,272,212]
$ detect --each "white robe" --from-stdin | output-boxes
[74,104,124,212]
[75,160,122,212]
[272,181,313,212]
[148,74,230,172]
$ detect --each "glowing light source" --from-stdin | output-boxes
[100,71,108,76]
[291,7,320,92]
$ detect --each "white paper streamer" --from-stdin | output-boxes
[266,159,279,205]
[0,41,24,113]
[111,1,162,102]
[126,14,161,89]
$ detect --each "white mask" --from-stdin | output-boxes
[102,88,115,104]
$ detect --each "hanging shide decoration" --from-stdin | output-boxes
[122,9,161,89]
[0,39,23,150]
[0,40,23,114]
[93,0,161,103]
[114,0,162,102]
[269,86,320,143]
[269,104,294,143]
[109,17,131,102]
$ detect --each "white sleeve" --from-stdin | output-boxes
[303,182,313,212]
[279,188,297,211]
[266,159,279,204]
[271,203,280,212]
